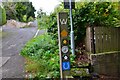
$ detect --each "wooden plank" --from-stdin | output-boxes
[103,27,106,52]
[98,27,102,53]
[112,27,115,51]
[109,27,112,51]
[117,27,118,51]
[101,27,104,53]
[106,27,109,52]
[85,27,91,52]
[115,28,118,51]
[95,27,99,53]
[116,27,119,51]
[107,27,111,52]
[113,28,116,51]
[117,27,120,51]
[98,27,101,53]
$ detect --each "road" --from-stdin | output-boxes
[0,26,45,78]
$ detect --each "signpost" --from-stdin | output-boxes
[57,12,70,78]
[64,0,75,55]
[57,0,75,78]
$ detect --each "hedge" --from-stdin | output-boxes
[0,5,6,26]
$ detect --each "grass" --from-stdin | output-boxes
[25,57,40,73]
[20,34,60,78]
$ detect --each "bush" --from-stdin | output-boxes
[47,2,120,46]
[0,5,6,26]
[20,34,60,78]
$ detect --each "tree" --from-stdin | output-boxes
[73,2,120,45]
[46,2,120,47]
[3,1,36,22]
[37,9,50,29]
[0,5,6,26]
[3,2,17,20]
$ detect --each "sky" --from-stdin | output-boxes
[29,0,61,16]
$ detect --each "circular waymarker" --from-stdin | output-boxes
[62,46,68,53]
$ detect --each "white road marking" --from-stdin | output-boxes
[34,29,40,38]
[0,57,10,67]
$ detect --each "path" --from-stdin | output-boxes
[0,26,45,78]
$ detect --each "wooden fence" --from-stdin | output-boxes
[86,27,120,53]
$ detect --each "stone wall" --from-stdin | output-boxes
[1,19,38,28]
[90,51,120,78]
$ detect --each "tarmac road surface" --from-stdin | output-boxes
[1,26,45,78]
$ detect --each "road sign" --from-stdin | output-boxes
[62,62,70,70]
[64,0,75,9]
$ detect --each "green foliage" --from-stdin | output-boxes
[3,2,36,22]
[73,2,120,44]
[15,2,36,22]
[37,9,49,29]
[0,5,6,26]
[20,34,60,78]
[47,13,58,39]
[47,2,120,46]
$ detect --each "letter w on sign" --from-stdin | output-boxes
[60,19,67,25]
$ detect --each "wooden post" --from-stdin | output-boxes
[57,12,63,78]
[57,12,70,78]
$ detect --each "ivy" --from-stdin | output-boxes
[47,2,120,46]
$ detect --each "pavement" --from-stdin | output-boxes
[0,26,45,78]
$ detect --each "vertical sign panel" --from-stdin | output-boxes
[57,12,70,78]
[64,0,75,9]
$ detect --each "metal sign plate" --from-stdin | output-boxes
[64,0,75,9]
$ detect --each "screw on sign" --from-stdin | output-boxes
[61,29,68,37]
[63,40,67,44]
[64,55,68,60]
[62,55,69,61]
[62,46,68,53]
[62,62,70,70]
